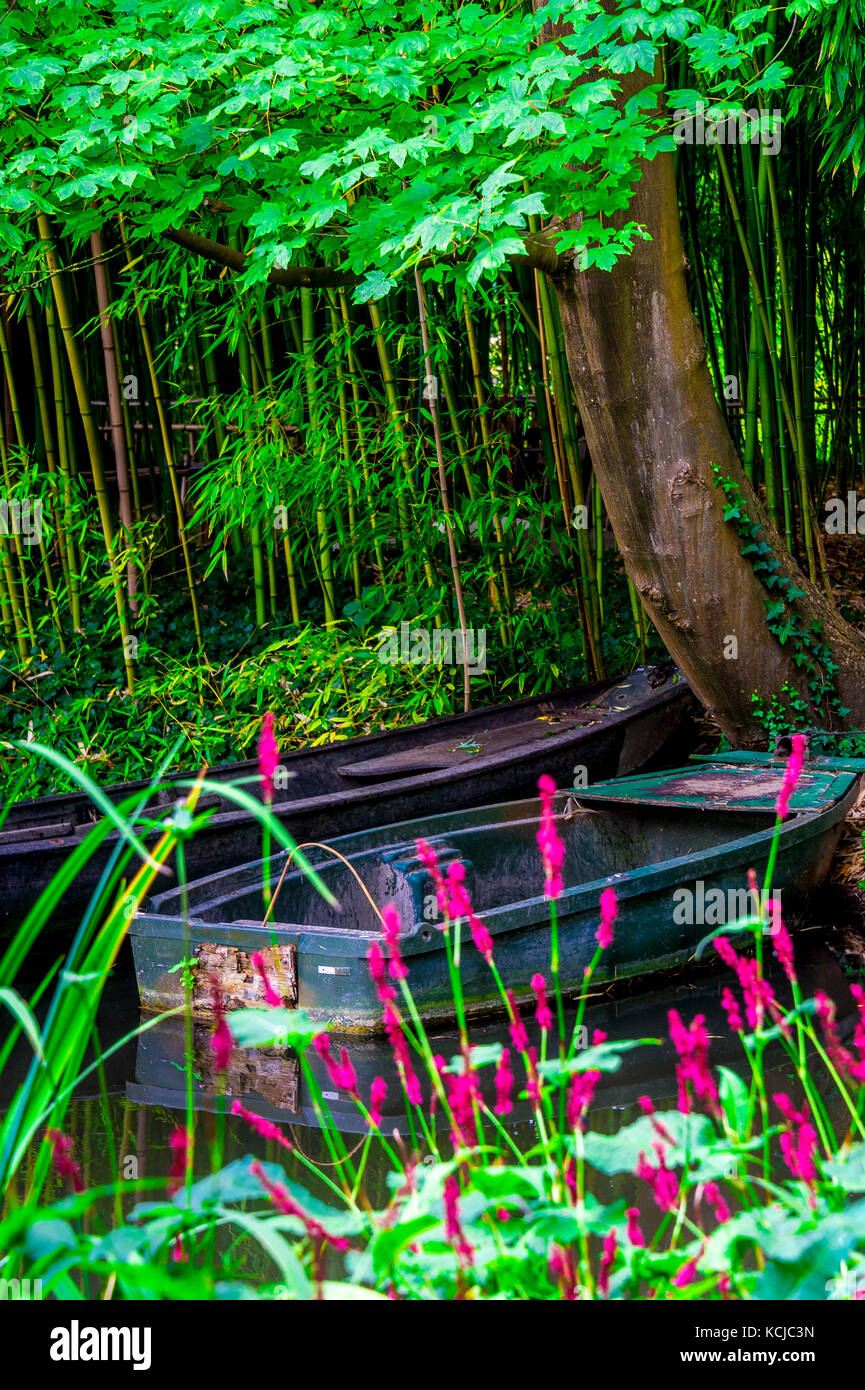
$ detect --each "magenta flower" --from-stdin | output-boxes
[548,1243,578,1299]
[257,711,280,804]
[446,1068,481,1150]
[713,934,740,970]
[851,985,865,1079]
[367,940,396,1004]
[381,903,408,980]
[46,1128,83,1194]
[252,1160,349,1251]
[231,1100,292,1150]
[775,732,806,820]
[721,986,744,1034]
[773,1094,819,1202]
[673,1251,702,1288]
[637,1097,676,1145]
[566,1068,600,1131]
[505,989,529,1053]
[636,1143,680,1213]
[416,838,449,925]
[210,975,232,1075]
[668,1009,719,1117]
[530,973,553,1032]
[714,938,785,1034]
[769,899,797,983]
[166,1126,191,1197]
[537,774,566,900]
[494,1047,514,1116]
[815,991,861,1080]
[626,1207,646,1247]
[444,861,494,962]
[596,885,617,949]
[702,1181,730,1225]
[367,1076,387,1129]
[443,1175,474,1268]
[382,998,422,1105]
[525,1046,543,1109]
[313,1032,359,1099]
[251,950,283,1008]
[598,1229,618,1297]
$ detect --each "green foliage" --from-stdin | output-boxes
[714,468,851,726]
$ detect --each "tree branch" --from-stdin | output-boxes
[161,222,568,289]
[161,227,358,288]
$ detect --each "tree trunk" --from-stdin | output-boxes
[544,27,865,744]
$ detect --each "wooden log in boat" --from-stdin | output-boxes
[130,748,865,1033]
[0,666,694,932]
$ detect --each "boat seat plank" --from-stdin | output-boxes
[337,712,603,780]
[0,821,73,845]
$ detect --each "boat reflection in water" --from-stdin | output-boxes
[127,940,857,1137]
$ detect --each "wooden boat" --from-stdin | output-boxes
[0,666,694,931]
[130,748,865,1033]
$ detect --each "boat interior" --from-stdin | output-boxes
[143,795,780,933]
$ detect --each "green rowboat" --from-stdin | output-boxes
[130,750,865,1032]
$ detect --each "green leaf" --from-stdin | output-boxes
[226,1007,320,1050]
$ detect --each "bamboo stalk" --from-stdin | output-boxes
[37,216,135,684]
[117,215,203,653]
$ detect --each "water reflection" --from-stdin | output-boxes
[2,935,859,1217]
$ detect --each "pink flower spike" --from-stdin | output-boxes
[721,986,744,1034]
[381,903,408,979]
[494,1047,514,1116]
[46,1128,84,1194]
[566,1069,600,1132]
[769,899,797,983]
[443,1175,474,1269]
[444,861,494,961]
[703,1181,731,1225]
[673,1251,702,1288]
[775,732,806,820]
[210,975,232,1075]
[596,886,617,949]
[598,1229,618,1297]
[257,712,280,805]
[313,1033,358,1098]
[505,990,529,1053]
[166,1125,191,1197]
[231,1100,293,1150]
[537,774,566,900]
[367,1076,387,1129]
[530,973,553,1032]
[626,1207,646,1247]
[251,950,283,1008]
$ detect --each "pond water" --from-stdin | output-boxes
[2,921,860,1236]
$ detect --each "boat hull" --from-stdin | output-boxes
[131,769,857,1033]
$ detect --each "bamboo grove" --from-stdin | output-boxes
[2,6,865,794]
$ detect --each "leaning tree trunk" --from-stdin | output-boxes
[542,13,865,744]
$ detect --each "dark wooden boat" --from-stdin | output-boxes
[1,666,694,931]
[130,748,865,1033]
